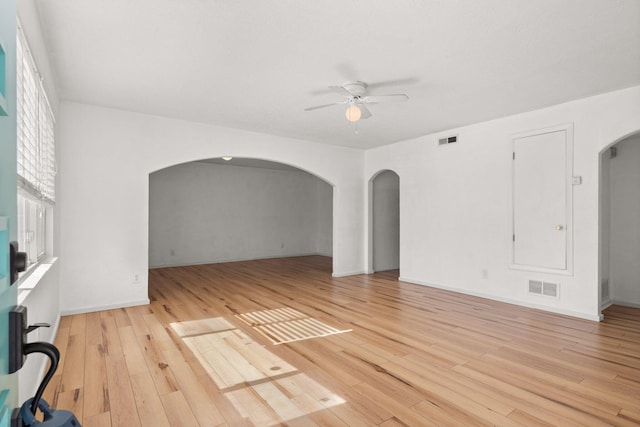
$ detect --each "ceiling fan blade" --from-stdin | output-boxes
[367,77,419,91]
[304,102,344,111]
[362,94,409,104]
[329,85,354,97]
[358,103,372,119]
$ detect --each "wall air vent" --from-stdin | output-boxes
[528,280,559,298]
[438,135,458,146]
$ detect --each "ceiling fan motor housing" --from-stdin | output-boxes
[343,81,368,96]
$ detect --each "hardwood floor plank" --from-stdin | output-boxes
[142,313,178,353]
[129,371,171,427]
[82,343,109,417]
[353,382,439,427]
[82,412,111,427]
[119,325,150,376]
[225,387,282,426]
[411,400,486,427]
[159,391,201,427]
[59,332,85,392]
[56,388,83,423]
[69,313,86,337]
[112,307,132,329]
[100,316,123,357]
[506,408,556,426]
[105,354,141,427]
[170,317,235,337]
[619,408,640,425]
[125,305,181,396]
[162,348,227,426]
[329,402,386,427]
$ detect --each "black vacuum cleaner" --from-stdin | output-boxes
[9,305,81,426]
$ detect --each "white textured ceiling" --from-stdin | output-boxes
[35,0,640,149]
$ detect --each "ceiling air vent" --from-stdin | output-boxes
[528,280,559,298]
[438,135,458,146]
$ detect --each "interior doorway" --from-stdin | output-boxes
[599,132,640,311]
[148,158,334,270]
[369,170,400,273]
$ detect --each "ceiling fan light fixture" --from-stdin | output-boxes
[345,105,361,122]
[222,156,233,161]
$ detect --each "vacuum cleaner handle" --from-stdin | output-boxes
[23,341,60,416]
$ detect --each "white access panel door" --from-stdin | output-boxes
[513,128,569,270]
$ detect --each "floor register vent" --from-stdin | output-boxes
[528,280,559,298]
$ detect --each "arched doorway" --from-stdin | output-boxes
[599,132,640,313]
[148,157,333,269]
[369,170,400,274]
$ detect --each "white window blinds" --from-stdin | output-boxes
[16,25,56,203]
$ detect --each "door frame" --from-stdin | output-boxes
[598,130,640,313]
[0,0,19,421]
[367,169,400,274]
[509,123,574,275]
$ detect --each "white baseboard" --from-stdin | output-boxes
[61,298,150,316]
[399,276,601,322]
[610,299,640,309]
[149,253,331,269]
[332,270,367,278]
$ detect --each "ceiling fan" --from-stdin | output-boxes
[304,81,409,122]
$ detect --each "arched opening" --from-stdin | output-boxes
[599,131,640,315]
[148,157,333,270]
[368,169,400,274]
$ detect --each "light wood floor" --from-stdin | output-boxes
[44,256,640,426]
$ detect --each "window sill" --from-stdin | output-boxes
[17,257,58,305]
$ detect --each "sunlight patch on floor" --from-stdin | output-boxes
[170,316,346,425]
[183,328,297,389]
[170,316,235,337]
[225,373,346,427]
[236,307,352,345]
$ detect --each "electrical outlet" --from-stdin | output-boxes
[133,273,141,284]
[482,269,489,279]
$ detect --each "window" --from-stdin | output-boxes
[16,23,55,266]
[17,193,46,263]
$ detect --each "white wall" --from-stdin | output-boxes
[149,161,332,268]
[372,170,400,272]
[16,0,62,404]
[58,102,365,314]
[366,86,640,321]
[608,134,640,307]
